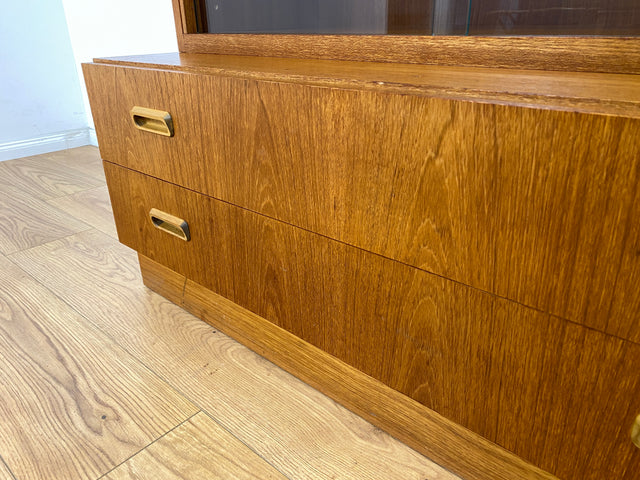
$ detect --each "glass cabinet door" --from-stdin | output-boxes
[197,0,639,35]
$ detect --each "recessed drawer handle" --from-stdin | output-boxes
[633,415,640,448]
[131,106,174,137]
[149,208,190,241]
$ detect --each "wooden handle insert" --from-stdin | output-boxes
[149,208,190,241]
[131,106,174,137]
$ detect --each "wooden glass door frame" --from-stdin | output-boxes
[172,1,640,76]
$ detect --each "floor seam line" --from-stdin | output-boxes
[0,454,18,480]
[96,411,200,479]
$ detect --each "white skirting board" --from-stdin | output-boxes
[0,128,94,162]
[89,128,98,147]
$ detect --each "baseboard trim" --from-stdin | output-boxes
[89,128,98,147]
[0,128,92,161]
[137,253,557,480]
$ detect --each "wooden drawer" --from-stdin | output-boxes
[104,160,640,480]
[85,62,640,344]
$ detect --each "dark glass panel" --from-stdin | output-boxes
[468,0,640,36]
[200,0,640,35]
[204,0,394,34]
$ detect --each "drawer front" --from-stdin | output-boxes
[86,63,640,343]
[84,64,212,196]
[104,161,640,480]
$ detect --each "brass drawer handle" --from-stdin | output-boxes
[149,208,190,241]
[131,106,174,137]
[633,415,640,448]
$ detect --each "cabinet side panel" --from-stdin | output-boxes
[83,63,120,161]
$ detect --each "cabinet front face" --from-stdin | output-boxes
[103,160,640,480]
[85,62,640,344]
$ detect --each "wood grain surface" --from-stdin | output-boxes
[177,32,640,74]
[10,228,458,480]
[102,162,640,480]
[47,186,118,238]
[0,183,90,255]
[609,217,640,341]
[0,153,103,200]
[84,64,212,197]
[0,254,198,480]
[0,458,15,480]
[44,146,106,182]
[176,0,199,36]
[90,54,640,118]
[103,413,288,480]
[85,59,640,346]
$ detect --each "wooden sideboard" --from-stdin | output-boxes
[84,53,640,480]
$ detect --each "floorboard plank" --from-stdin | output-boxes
[0,152,103,200]
[103,412,287,480]
[10,228,459,480]
[47,186,118,238]
[0,457,16,480]
[0,185,90,254]
[44,146,106,183]
[0,253,198,480]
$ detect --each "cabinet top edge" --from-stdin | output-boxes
[91,52,640,118]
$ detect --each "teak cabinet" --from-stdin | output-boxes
[84,3,640,479]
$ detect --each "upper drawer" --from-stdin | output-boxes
[83,64,212,195]
[84,62,640,342]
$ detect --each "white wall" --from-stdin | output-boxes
[62,0,179,144]
[0,0,89,160]
[0,0,178,161]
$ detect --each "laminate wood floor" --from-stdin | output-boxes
[0,147,461,480]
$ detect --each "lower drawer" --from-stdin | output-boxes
[104,160,640,480]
